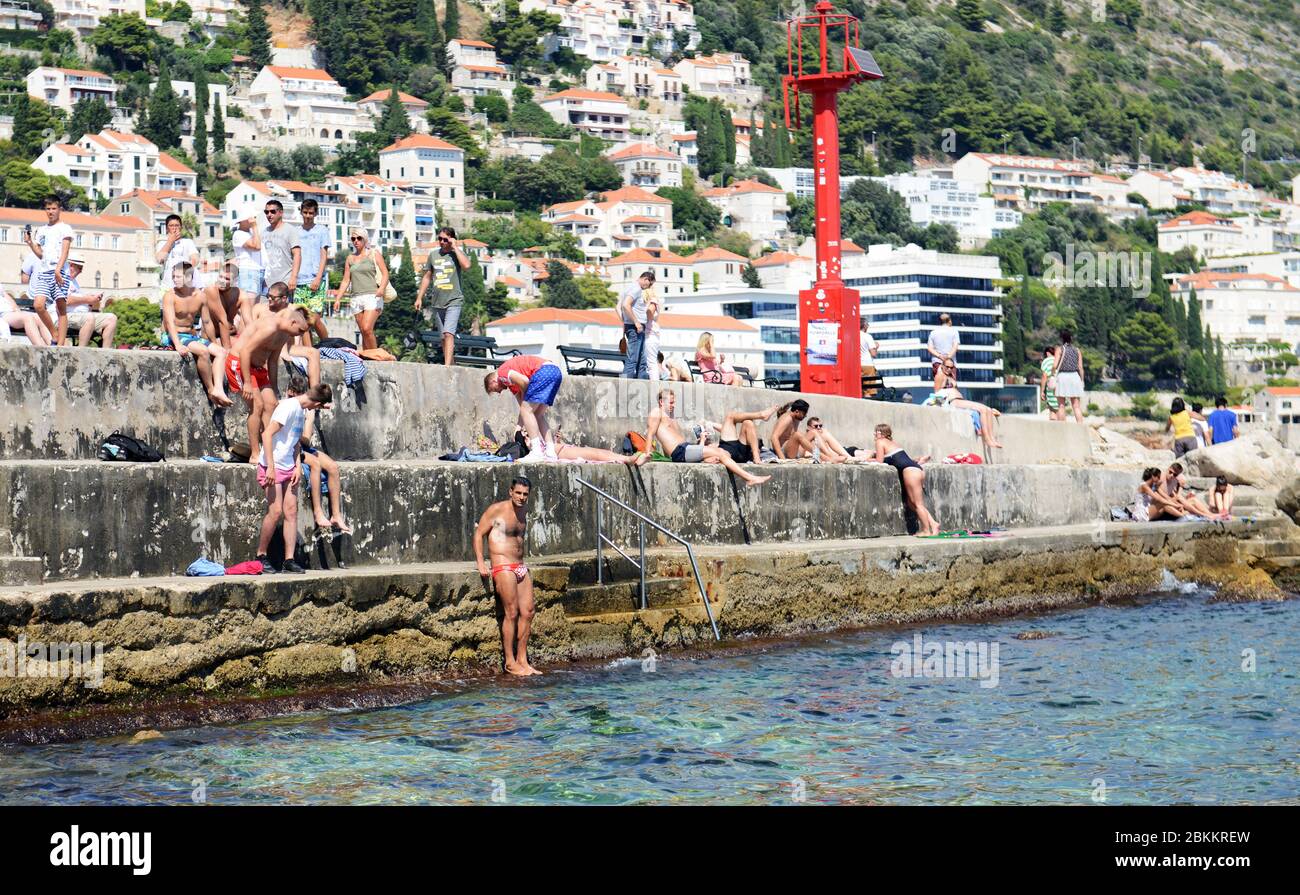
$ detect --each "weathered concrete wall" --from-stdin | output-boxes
[0,344,1093,466]
[0,459,1137,582]
[0,519,1289,732]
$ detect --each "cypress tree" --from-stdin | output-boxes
[376,241,421,351]
[462,252,487,329]
[146,63,183,150]
[212,100,226,154]
[443,0,460,40]
[1214,335,1227,394]
[245,0,273,69]
[1186,287,1203,351]
[720,102,736,166]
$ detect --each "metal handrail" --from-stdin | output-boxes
[575,477,721,641]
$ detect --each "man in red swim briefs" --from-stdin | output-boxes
[474,477,541,676]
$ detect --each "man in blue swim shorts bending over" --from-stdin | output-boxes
[484,354,564,463]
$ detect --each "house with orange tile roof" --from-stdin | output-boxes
[538,88,630,141]
[1156,210,1280,260]
[606,246,694,295]
[246,65,363,148]
[605,142,684,189]
[1173,270,1300,345]
[446,39,516,100]
[357,89,431,135]
[672,52,761,110]
[33,130,201,201]
[584,54,683,104]
[1,206,155,296]
[701,179,789,245]
[26,66,118,112]
[378,134,466,213]
[1204,250,1300,290]
[541,184,674,261]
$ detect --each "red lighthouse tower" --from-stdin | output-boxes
[783,1,883,397]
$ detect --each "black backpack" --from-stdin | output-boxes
[99,431,164,462]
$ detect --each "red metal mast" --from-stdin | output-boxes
[783,1,883,397]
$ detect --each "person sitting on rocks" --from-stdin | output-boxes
[1,289,51,345]
[1134,467,1184,522]
[930,360,1003,450]
[1160,462,1217,520]
[805,416,854,463]
[1207,476,1234,519]
[646,389,771,487]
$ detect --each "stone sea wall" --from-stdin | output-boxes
[1,519,1291,738]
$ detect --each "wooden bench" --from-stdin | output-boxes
[422,333,519,367]
[559,344,625,377]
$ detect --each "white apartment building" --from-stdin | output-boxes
[538,88,630,141]
[701,179,788,245]
[33,130,196,201]
[357,89,429,135]
[447,39,516,100]
[1174,270,1300,347]
[486,307,759,375]
[681,245,748,289]
[188,0,237,30]
[951,152,1095,214]
[524,0,700,63]
[585,55,683,104]
[324,174,423,252]
[868,172,1021,248]
[378,133,466,213]
[680,241,1006,391]
[26,66,119,113]
[0,207,153,297]
[606,142,683,189]
[607,246,695,295]
[672,52,762,110]
[1126,169,1192,210]
[1168,166,1260,215]
[50,0,144,36]
[246,66,363,149]
[670,132,697,167]
[541,184,673,261]
[1157,210,1274,260]
[1087,172,1145,222]
[0,1,42,29]
[1205,251,1300,289]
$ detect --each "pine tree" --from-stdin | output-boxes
[461,253,488,329]
[378,87,413,143]
[442,0,460,40]
[245,0,273,69]
[68,96,111,142]
[1047,0,1067,35]
[419,0,448,72]
[376,241,421,351]
[212,100,226,154]
[541,261,584,308]
[742,262,762,288]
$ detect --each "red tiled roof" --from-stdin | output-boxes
[0,207,145,231]
[608,247,691,265]
[606,142,680,161]
[540,88,628,104]
[1159,210,1237,229]
[266,66,335,81]
[158,152,194,174]
[1175,271,1297,291]
[360,89,429,107]
[380,133,462,153]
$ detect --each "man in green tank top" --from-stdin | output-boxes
[416,226,469,366]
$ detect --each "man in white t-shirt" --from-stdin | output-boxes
[156,213,198,298]
[860,317,880,397]
[927,312,961,391]
[63,258,117,348]
[24,196,75,344]
[232,217,263,297]
[255,376,333,574]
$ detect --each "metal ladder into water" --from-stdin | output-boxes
[574,477,721,641]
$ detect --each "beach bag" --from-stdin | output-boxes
[99,431,163,462]
[495,431,527,460]
[626,431,649,454]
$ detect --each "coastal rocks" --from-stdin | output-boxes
[1182,431,1300,487]
[1090,427,1174,469]
[1276,477,1300,524]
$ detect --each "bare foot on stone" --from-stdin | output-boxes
[746,474,772,487]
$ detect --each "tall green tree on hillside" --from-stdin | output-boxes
[1186,288,1203,351]
[416,0,449,72]
[378,87,413,143]
[541,261,585,309]
[193,66,210,168]
[956,0,985,31]
[211,100,226,154]
[88,13,155,71]
[377,240,421,350]
[144,63,183,150]
[67,97,111,143]
[244,0,272,68]
[442,0,460,39]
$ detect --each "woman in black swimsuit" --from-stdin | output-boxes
[874,424,940,536]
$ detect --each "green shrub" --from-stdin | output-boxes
[109,298,162,347]
[1128,392,1160,421]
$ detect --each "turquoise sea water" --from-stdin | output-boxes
[2,584,1296,805]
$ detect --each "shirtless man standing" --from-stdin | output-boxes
[646,389,772,487]
[163,262,231,407]
[227,288,311,461]
[204,260,255,350]
[474,478,541,676]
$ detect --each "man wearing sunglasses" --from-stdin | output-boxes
[927,312,961,392]
[260,200,295,302]
[415,226,469,365]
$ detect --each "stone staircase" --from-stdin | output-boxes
[0,528,41,587]
[545,555,701,621]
